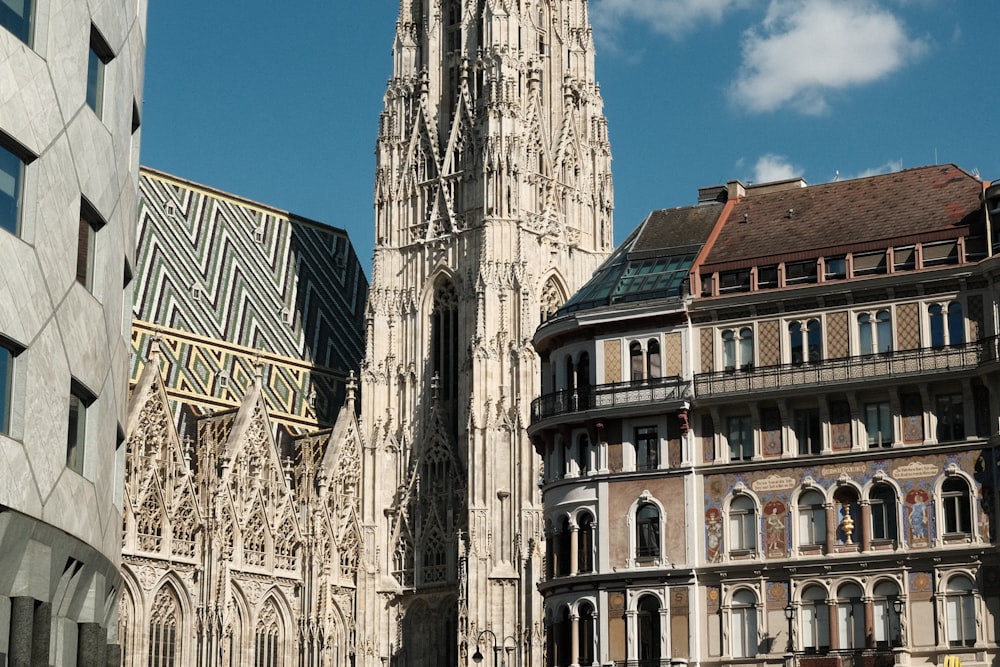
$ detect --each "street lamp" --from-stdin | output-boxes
[472,629,500,667]
[784,603,795,654]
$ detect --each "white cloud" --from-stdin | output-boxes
[751,154,803,183]
[730,0,928,115]
[590,0,750,43]
[847,159,904,179]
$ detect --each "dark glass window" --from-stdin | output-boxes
[936,394,965,442]
[942,478,972,535]
[636,426,658,471]
[728,415,753,461]
[794,409,821,455]
[0,0,33,44]
[636,503,660,558]
[0,143,25,235]
[785,260,817,284]
[870,485,898,541]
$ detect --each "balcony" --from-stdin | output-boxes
[531,376,692,425]
[694,340,989,400]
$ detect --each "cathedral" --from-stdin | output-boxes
[118,0,611,660]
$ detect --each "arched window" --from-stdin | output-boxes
[723,328,754,370]
[807,319,822,361]
[579,601,596,665]
[731,589,759,658]
[647,339,661,378]
[869,484,898,542]
[790,321,804,364]
[149,586,179,667]
[578,513,594,574]
[945,575,976,647]
[564,356,575,392]
[255,600,282,667]
[948,302,965,346]
[876,310,893,353]
[557,516,572,576]
[577,351,591,409]
[729,495,757,553]
[798,490,826,547]
[739,328,754,369]
[576,434,591,476]
[836,583,864,649]
[859,310,893,354]
[556,607,572,667]
[801,585,830,651]
[723,330,736,370]
[636,503,661,559]
[833,487,860,545]
[929,304,945,348]
[630,341,644,382]
[942,477,972,535]
[872,581,902,648]
[637,596,662,664]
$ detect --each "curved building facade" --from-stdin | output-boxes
[531,166,1000,667]
[0,1,146,664]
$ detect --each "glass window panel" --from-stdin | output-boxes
[948,303,965,345]
[0,345,10,434]
[0,0,32,43]
[0,145,23,235]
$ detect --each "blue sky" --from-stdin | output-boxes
[141,0,999,277]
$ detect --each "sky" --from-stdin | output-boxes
[140,0,1000,278]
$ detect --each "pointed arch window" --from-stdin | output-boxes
[255,601,282,667]
[149,586,179,667]
[421,529,447,583]
[431,280,459,418]
[243,510,266,567]
[137,491,164,552]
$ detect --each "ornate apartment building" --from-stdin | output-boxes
[530,165,1000,667]
[0,1,146,665]
[357,0,613,665]
[119,169,368,667]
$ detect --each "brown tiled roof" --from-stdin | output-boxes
[700,164,984,272]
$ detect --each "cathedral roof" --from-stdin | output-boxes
[556,203,721,316]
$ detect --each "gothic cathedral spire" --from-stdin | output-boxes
[360,0,613,664]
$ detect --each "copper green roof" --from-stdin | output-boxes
[557,203,722,315]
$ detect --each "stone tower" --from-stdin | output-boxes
[359,0,613,664]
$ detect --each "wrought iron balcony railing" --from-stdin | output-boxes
[694,339,988,399]
[531,376,692,424]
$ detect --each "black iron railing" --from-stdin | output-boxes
[695,340,988,399]
[531,376,692,424]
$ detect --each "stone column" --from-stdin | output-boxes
[32,601,51,666]
[828,599,839,650]
[860,501,872,551]
[825,504,837,553]
[569,525,580,576]
[78,623,105,667]
[571,611,580,667]
[862,598,874,648]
